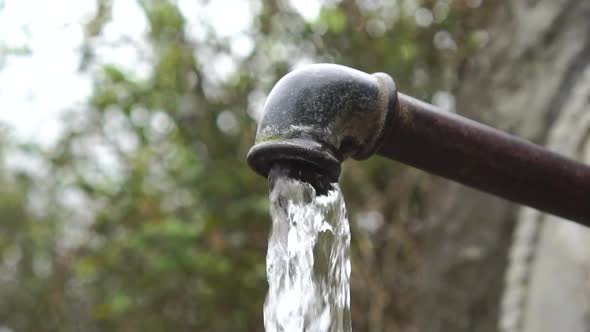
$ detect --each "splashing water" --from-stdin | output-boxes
[264,166,352,332]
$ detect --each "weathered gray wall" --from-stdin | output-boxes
[414,1,590,331]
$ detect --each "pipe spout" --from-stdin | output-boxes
[246,64,397,184]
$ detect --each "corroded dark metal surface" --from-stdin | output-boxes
[247,63,396,184]
[378,93,590,224]
[247,64,590,224]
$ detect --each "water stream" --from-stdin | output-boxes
[264,165,352,332]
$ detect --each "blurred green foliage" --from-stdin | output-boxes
[0,0,489,331]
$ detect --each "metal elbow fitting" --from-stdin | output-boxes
[246,64,397,182]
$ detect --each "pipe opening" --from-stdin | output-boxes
[268,160,335,196]
[247,139,341,196]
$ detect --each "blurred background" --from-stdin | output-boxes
[1,0,590,331]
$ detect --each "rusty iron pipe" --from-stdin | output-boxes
[247,64,590,225]
[378,93,590,224]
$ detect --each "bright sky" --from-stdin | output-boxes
[0,0,94,145]
[0,0,319,146]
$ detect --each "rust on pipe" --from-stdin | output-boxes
[378,93,590,224]
[247,64,590,226]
